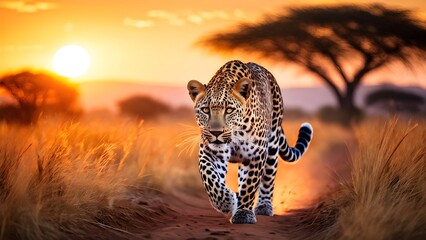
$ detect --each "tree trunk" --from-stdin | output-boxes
[339,83,361,123]
[19,103,38,124]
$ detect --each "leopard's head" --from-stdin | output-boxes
[187,73,251,147]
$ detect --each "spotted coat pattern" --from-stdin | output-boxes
[187,60,313,224]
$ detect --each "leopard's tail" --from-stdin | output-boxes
[279,123,313,162]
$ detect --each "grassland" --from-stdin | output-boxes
[0,116,424,239]
[0,118,200,239]
[285,118,426,240]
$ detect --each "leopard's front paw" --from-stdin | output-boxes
[231,209,257,224]
[213,190,237,215]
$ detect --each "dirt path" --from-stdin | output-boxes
[144,191,292,240]
[140,151,351,240]
[135,139,351,240]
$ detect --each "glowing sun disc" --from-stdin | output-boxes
[52,45,91,78]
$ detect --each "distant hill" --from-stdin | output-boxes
[77,81,426,113]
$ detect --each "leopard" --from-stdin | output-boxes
[187,60,313,224]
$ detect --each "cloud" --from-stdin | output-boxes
[124,9,248,28]
[186,10,238,24]
[123,18,154,28]
[188,9,248,23]
[187,14,203,24]
[147,10,185,26]
[0,1,57,13]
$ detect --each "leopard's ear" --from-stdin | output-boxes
[233,77,252,102]
[187,80,206,102]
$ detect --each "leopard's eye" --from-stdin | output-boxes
[226,107,235,114]
[201,107,210,114]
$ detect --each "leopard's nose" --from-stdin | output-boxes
[210,130,223,137]
[210,120,222,129]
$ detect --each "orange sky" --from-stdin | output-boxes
[1,0,425,88]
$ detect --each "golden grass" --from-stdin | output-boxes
[0,116,351,239]
[285,118,426,240]
[2,116,423,239]
[0,118,186,239]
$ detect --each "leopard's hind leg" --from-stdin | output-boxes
[254,128,281,216]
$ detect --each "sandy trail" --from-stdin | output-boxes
[145,191,291,240]
[140,137,350,239]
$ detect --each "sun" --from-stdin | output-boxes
[52,45,91,78]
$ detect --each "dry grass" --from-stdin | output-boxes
[0,118,191,240]
[285,118,426,240]
[0,116,351,239]
[2,116,423,239]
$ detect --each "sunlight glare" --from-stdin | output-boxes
[52,45,91,78]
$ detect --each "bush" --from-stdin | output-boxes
[317,106,363,124]
[366,88,425,116]
[118,95,172,120]
[0,104,21,122]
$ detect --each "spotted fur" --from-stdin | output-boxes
[187,60,313,224]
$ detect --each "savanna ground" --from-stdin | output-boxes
[0,115,424,240]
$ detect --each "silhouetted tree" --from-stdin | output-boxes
[0,71,80,123]
[118,95,171,120]
[199,4,426,122]
[366,88,425,114]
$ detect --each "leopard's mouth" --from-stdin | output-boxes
[211,139,225,144]
[202,129,232,145]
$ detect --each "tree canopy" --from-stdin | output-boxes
[199,4,426,121]
[0,71,80,123]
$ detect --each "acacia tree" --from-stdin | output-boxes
[199,4,426,121]
[0,71,80,123]
[366,88,424,114]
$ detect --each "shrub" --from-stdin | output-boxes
[118,95,171,120]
